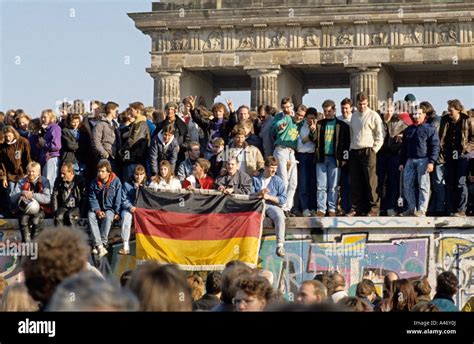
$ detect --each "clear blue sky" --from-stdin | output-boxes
[1,0,473,117]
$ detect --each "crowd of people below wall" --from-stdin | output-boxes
[0,227,473,312]
[1,92,474,259]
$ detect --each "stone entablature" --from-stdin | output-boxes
[145,18,472,55]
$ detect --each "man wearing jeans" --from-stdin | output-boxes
[309,100,350,217]
[438,99,474,216]
[399,106,440,217]
[252,156,287,258]
[88,159,122,257]
[271,97,304,216]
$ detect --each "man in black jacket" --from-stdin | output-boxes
[52,162,87,225]
[153,102,191,171]
[193,271,222,311]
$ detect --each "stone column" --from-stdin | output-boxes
[150,71,182,110]
[245,67,280,109]
[346,66,381,111]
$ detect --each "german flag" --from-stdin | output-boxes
[133,187,265,270]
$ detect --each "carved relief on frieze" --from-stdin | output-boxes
[238,30,256,49]
[269,30,288,48]
[404,24,424,45]
[170,30,189,51]
[303,28,320,47]
[335,27,353,46]
[370,26,388,46]
[203,31,222,50]
[438,23,458,43]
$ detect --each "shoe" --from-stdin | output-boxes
[118,248,130,255]
[302,209,312,217]
[98,245,108,257]
[454,211,466,217]
[400,210,414,217]
[337,209,346,216]
[91,247,98,255]
[284,211,296,218]
[346,210,357,217]
[367,210,379,217]
[328,211,336,217]
[414,210,426,217]
[386,209,397,217]
[276,246,285,258]
[315,211,325,217]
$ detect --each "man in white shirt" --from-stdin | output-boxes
[347,92,384,217]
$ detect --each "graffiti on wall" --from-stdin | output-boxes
[260,231,474,307]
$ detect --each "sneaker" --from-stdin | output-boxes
[367,210,379,217]
[386,209,397,217]
[276,246,285,258]
[98,245,108,257]
[414,210,426,217]
[302,209,312,217]
[328,211,336,217]
[454,211,466,217]
[118,248,130,255]
[315,211,325,217]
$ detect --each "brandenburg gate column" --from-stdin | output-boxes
[245,67,280,110]
[150,70,182,110]
[346,65,381,111]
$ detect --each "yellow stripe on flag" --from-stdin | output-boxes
[136,233,260,269]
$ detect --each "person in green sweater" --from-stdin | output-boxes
[271,97,305,216]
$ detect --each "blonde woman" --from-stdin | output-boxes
[38,109,62,189]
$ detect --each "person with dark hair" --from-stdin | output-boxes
[257,104,275,158]
[60,113,91,176]
[128,262,192,311]
[119,164,147,255]
[88,159,122,257]
[399,105,440,216]
[52,163,87,226]
[339,296,373,312]
[211,260,253,312]
[438,99,474,216]
[431,271,459,311]
[390,279,418,312]
[193,271,222,311]
[412,276,433,311]
[149,124,179,175]
[251,156,287,258]
[271,97,303,216]
[149,160,182,190]
[233,273,273,312]
[356,279,381,309]
[296,107,317,217]
[120,102,150,182]
[215,157,252,195]
[153,101,191,168]
[183,158,214,190]
[0,125,31,216]
[177,141,201,182]
[309,99,350,217]
[347,92,384,216]
[92,101,120,171]
[228,127,264,177]
[22,227,89,309]
[189,97,232,160]
[377,104,407,216]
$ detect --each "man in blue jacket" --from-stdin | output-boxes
[88,159,122,257]
[399,105,440,217]
[251,156,287,258]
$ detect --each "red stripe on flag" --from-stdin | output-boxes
[134,208,263,240]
